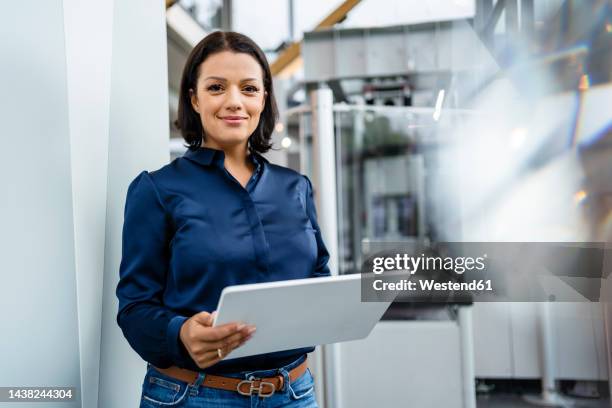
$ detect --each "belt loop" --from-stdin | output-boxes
[188,372,205,397]
[278,368,290,394]
[192,372,206,388]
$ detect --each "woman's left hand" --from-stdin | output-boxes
[179,310,255,369]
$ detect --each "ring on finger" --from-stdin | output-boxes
[217,348,223,358]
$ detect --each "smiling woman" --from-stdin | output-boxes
[116,31,328,408]
[175,31,277,156]
[191,52,266,148]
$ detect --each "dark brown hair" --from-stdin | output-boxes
[175,31,278,153]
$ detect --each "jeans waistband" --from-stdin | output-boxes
[242,354,307,379]
[147,354,307,381]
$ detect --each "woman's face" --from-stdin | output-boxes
[190,51,266,150]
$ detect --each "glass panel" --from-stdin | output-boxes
[285,110,312,175]
[335,106,474,275]
[286,105,475,276]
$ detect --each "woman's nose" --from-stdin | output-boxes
[223,86,242,111]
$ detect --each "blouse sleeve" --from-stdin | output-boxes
[115,171,190,368]
[303,175,331,277]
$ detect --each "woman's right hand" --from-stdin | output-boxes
[179,311,256,370]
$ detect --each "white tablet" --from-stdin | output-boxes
[212,274,391,360]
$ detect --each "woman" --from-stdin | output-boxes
[116,31,330,407]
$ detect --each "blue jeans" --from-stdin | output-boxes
[139,355,319,407]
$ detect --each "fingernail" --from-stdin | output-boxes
[248,326,257,334]
[237,323,246,330]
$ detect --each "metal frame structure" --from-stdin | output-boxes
[475,0,535,39]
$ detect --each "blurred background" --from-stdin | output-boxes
[0,0,610,407]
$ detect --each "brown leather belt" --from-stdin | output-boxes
[152,358,308,398]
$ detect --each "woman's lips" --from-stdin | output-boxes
[219,116,247,125]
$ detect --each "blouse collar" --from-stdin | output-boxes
[183,146,268,170]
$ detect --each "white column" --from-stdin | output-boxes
[458,306,477,408]
[605,303,612,398]
[1,2,170,407]
[603,253,612,396]
[63,1,114,407]
[310,87,338,276]
[97,1,170,407]
[523,302,569,406]
[310,87,342,408]
[0,1,81,406]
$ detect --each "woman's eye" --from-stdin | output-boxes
[207,84,223,92]
[243,86,259,93]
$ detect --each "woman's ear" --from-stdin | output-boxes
[189,89,199,113]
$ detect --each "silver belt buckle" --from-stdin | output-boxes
[237,379,276,398]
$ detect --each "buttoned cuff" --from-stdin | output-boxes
[167,315,189,366]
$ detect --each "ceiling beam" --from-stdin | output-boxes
[271,0,362,77]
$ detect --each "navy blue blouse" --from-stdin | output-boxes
[116,147,330,374]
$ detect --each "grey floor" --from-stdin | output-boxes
[476,380,610,408]
[477,394,610,407]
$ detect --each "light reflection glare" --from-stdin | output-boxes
[433,89,445,121]
[510,127,528,149]
[434,2,611,242]
[280,136,292,149]
[579,74,591,91]
[574,190,588,205]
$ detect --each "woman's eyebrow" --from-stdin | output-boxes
[202,76,261,83]
[203,76,227,82]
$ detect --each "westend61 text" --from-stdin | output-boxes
[373,279,493,292]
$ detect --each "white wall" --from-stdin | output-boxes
[339,322,464,408]
[0,1,81,406]
[97,1,170,407]
[63,1,114,407]
[0,2,169,407]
